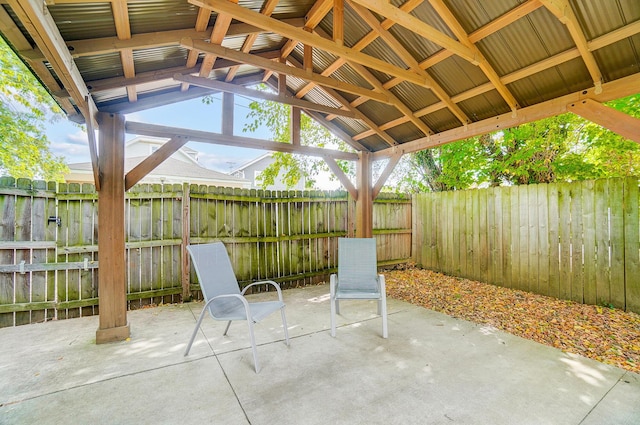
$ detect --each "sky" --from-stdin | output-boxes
[47,93,274,173]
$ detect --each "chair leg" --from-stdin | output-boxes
[281,307,290,346]
[184,305,210,356]
[246,319,260,373]
[223,320,232,336]
[330,275,337,337]
[381,295,388,339]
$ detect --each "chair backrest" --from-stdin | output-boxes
[337,238,379,291]
[187,242,242,317]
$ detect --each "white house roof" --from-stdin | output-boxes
[69,157,249,185]
[230,152,273,174]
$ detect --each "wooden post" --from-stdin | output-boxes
[222,92,234,136]
[291,106,301,145]
[181,183,191,301]
[355,151,373,238]
[96,112,130,344]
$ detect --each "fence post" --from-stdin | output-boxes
[181,183,191,301]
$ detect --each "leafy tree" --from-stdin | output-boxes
[0,36,68,180]
[398,95,640,192]
[242,96,354,189]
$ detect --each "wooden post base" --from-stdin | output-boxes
[96,323,130,344]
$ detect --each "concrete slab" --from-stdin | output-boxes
[1,284,638,424]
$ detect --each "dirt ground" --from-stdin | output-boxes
[384,267,640,374]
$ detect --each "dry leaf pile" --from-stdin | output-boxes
[385,267,640,374]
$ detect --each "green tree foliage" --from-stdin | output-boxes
[400,95,640,192]
[0,36,68,180]
[242,96,354,189]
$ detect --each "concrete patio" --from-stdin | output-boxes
[1,283,639,424]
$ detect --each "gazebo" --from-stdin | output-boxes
[1,0,639,343]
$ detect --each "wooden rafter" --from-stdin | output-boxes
[181,38,392,104]
[7,0,98,127]
[86,52,280,93]
[0,6,75,115]
[23,19,304,60]
[189,0,432,88]
[344,1,468,127]
[348,0,477,63]
[381,0,542,92]
[174,74,358,118]
[182,0,238,92]
[110,0,137,102]
[225,0,279,82]
[284,57,398,148]
[428,0,519,111]
[540,0,603,92]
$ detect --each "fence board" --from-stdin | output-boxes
[413,178,640,314]
[528,185,539,294]
[582,180,597,305]
[558,183,572,300]
[595,179,610,306]
[570,183,583,302]
[610,179,625,309]
[625,177,640,312]
[547,183,560,299]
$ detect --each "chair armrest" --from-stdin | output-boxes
[241,280,284,302]
[203,293,251,319]
[330,273,337,296]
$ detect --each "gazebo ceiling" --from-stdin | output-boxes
[2,0,640,157]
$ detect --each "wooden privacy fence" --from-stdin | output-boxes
[0,177,412,327]
[413,178,640,314]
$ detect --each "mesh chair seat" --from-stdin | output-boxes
[183,242,290,373]
[330,238,388,338]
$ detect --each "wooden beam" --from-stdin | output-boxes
[324,157,357,199]
[181,38,391,104]
[189,0,432,88]
[347,0,478,64]
[125,121,360,161]
[96,112,129,344]
[7,0,97,126]
[372,151,402,199]
[568,99,640,144]
[124,136,189,190]
[174,73,357,118]
[373,72,640,159]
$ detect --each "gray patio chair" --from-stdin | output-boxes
[330,237,388,338]
[184,242,290,373]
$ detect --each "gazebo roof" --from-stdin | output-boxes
[1,0,639,158]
